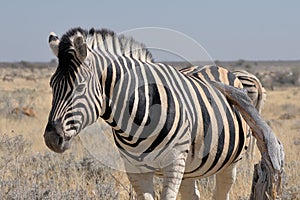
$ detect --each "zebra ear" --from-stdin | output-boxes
[73,35,87,62]
[49,32,60,57]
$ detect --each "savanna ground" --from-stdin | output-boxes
[0,60,299,199]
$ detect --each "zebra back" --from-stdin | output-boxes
[180,66,266,114]
[180,65,243,88]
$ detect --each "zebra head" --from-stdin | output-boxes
[44,29,102,153]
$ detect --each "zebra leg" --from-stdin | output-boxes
[160,157,187,200]
[179,178,200,200]
[214,164,237,200]
[127,172,155,200]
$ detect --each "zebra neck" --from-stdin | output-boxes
[97,54,125,121]
[96,54,151,135]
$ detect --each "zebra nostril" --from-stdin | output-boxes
[58,136,64,145]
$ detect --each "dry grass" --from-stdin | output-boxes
[0,134,120,199]
[0,63,299,199]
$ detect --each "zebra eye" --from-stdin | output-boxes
[75,83,86,93]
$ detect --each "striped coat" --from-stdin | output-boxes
[44,28,251,200]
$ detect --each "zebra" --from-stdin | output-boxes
[44,27,251,200]
[232,70,266,114]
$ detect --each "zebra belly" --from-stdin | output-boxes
[183,136,239,179]
[113,116,192,173]
[184,135,250,179]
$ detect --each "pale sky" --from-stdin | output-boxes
[0,0,299,62]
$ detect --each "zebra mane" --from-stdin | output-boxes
[58,27,154,62]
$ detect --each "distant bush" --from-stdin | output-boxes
[255,68,300,90]
[291,66,300,86]
[236,59,245,66]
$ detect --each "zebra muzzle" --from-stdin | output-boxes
[44,122,72,153]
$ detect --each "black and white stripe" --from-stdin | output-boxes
[180,66,266,160]
[233,70,266,114]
